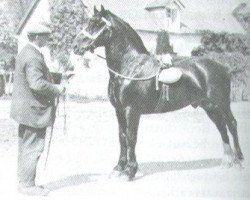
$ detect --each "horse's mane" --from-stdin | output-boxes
[105,11,149,54]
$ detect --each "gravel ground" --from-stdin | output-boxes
[0,99,249,200]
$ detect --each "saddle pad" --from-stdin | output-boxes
[158,67,182,84]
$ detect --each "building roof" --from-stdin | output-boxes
[236,3,250,16]
[232,2,250,33]
[15,0,248,36]
[140,0,247,34]
[145,0,185,10]
[16,0,41,35]
[84,0,246,34]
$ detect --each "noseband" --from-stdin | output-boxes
[76,17,163,81]
[77,17,112,48]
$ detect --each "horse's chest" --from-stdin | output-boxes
[109,78,155,109]
[109,79,131,100]
[114,79,132,100]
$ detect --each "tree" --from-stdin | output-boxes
[232,3,250,33]
[191,31,250,101]
[5,0,35,28]
[0,9,18,55]
[192,31,249,56]
[0,0,34,54]
[49,0,88,71]
[232,3,250,53]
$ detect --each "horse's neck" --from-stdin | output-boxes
[105,35,148,73]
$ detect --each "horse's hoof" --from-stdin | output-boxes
[233,162,244,170]
[118,174,131,182]
[221,154,234,168]
[108,170,132,182]
[233,157,244,170]
[234,151,244,162]
[109,170,122,180]
[118,171,133,182]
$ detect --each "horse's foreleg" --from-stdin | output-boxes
[120,107,141,181]
[113,109,127,172]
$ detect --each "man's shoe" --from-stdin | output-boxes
[18,185,50,196]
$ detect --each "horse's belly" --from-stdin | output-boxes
[142,81,202,114]
[110,75,203,114]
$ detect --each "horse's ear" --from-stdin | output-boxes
[94,6,98,14]
[101,5,105,13]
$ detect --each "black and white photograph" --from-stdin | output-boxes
[0,0,249,199]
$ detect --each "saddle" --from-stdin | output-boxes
[155,54,182,85]
[156,65,182,88]
[155,65,183,101]
[158,67,182,84]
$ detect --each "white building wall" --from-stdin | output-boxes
[169,34,201,56]
[17,0,61,72]
[18,0,50,52]
[137,31,158,53]
[173,10,181,33]
[147,6,182,33]
[16,0,110,98]
[149,9,166,31]
[138,30,201,56]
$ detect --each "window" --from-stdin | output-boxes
[166,8,171,18]
[171,9,177,22]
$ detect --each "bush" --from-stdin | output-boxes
[206,52,249,101]
[192,31,250,101]
[0,12,18,55]
[192,31,249,56]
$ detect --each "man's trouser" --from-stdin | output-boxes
[18,124,46,187]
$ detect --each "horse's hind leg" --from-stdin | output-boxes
[223,107,244,163]
[203,104,234,167]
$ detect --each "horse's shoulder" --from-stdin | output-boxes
[124,54,158,66]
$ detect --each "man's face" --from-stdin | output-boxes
[36,34,50,47]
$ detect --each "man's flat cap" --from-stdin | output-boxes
[27,23,52,35]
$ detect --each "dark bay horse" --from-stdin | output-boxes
[73,6,244,180]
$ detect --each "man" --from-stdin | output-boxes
[10,23,65,196]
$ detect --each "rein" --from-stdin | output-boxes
[95,53,158,81]
[79,17,159,81]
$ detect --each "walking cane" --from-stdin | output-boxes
[63,92,67,135]
[43,97,59,170]
[44,74,70,169]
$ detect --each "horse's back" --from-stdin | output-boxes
[173,57,231,107]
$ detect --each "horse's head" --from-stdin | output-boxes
[73,5,112,55]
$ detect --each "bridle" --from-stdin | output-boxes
[76,17,112,49]
[77,17,161,81]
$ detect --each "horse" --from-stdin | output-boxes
[73,6,244,181]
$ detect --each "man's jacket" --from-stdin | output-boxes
[10,44,60,128]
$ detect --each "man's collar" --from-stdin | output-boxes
[28,42,43,54]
